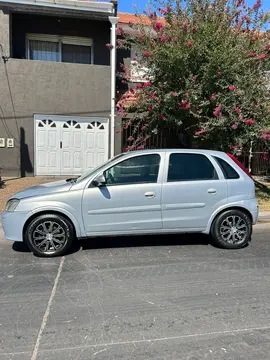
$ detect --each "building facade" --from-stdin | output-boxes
[0,0,118,177]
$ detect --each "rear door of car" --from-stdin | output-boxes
[161,152,227,230]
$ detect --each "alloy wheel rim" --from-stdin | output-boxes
[31,221,67,254]
[220,215,248,244]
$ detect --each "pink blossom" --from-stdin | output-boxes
[166,5,172,13]
[195,129,207,136]
[171,92,178,97]
[192,75,197,81]
[136,83,143,89]
[148,104,153,112]
[228,85,236,91]
[185,92,189,98]
[187,41,193,47]
[141,125,147,131]
[116,27,123,35]
[246,119,256,125]
[160,35,167,42]
[106,43,113,50]
[179,100,190,110]
[232,124,238,129]
[144,81,152,87]
[137,145,144,150]
[159,114,166,120]
[264,45,270,53]
[143,51,151,58]
[158,7,166,15]
[210,93,216,100]
[154,21,163,31]
[262,153,268,161]
[248,51,256,57]
[239,114,243,120]
[121,80,127,84]
[173,37,177,42]
[253,0,262,10]
[192,26,197,31]
[234,106,241,113]
[132,56,137,61]
[123,113,127,118]
[127,136,134,141]
[213,107,222,117]
[261,133,270,140]
[258,53,266,61]
[217,72,221,77]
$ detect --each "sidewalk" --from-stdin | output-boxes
[258,212,270,223]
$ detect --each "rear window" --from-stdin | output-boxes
[213,156,240,179]
[168,153,218,182]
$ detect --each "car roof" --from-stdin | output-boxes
[121,149,226,157]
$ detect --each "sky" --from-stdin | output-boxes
[118,0,269,13]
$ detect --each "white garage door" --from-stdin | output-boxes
[35,115,109,176]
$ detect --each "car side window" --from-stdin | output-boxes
[104,154,161,185]
[167,153,218,182]
[213,156,240,179]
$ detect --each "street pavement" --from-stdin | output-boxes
[1,223,270,360]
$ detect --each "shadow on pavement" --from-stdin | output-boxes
[80,233,210,251]
[11,234,211,256]
[12,241,31,253]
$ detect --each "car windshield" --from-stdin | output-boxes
[76,154,125,183]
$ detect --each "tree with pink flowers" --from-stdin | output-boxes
[116,0,270,152]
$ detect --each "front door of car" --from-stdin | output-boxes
[161,153,227,230]
[82,153,163,235]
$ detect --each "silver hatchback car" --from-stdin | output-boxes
[2,149,258,257]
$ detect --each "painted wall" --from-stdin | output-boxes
[0,10,111,177]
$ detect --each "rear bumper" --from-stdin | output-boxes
[1,211,28,242]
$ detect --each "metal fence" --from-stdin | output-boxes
[122,125,270,176]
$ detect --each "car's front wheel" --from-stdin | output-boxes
[211,209,252,249]
[24,214,74,257]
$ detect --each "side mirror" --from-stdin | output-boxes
[92,173,106,187]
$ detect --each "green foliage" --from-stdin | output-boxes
[117,0,270,151]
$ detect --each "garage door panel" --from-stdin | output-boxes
[35,116,108,176]
[86,132,95,149]
[96,132,105,149]
[73,132,82,148]
[37,130,46,148]
[48,130,58,147]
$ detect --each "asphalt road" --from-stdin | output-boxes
[1,223,270,360]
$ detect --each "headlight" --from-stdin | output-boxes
[6,199,20,212]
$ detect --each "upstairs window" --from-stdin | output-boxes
[27,34,93,64]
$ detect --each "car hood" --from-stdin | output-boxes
[10,180,73,200]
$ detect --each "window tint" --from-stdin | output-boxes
[213,156,240,179]
[105,154,160,185]
[167,153,218,182]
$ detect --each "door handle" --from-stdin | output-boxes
[208,188,217,194]
[144,192,155,199]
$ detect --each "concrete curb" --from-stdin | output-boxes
[258,212,270,223]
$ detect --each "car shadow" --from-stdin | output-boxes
[79,233,210,252]
[12,242,31,253]
[12,234,211,256]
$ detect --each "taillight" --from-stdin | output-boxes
[226,153,253,179]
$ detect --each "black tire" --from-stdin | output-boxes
[24,214,74,257]
[211,209,252,249]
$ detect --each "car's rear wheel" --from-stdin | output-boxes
[24,214,74,257]
[211,209,252,249]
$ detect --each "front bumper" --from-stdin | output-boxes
[1,211,28,242]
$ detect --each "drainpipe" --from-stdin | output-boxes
[109,15,119,158]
